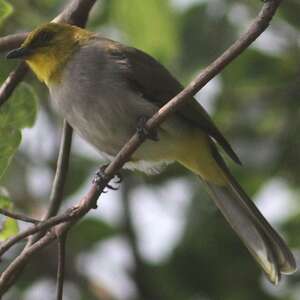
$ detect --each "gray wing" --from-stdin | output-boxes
[104,38,241,164]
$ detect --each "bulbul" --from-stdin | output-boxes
[7,23,296,284]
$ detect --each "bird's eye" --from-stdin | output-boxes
[37,31,55,43]
[31,30,55,47]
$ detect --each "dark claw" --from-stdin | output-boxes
[136,116,159,141]
[114,173,123,184]
[93,165,123,192]
[106,183,119,191]
[92,169,108,186]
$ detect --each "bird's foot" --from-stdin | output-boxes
[92,165,123,194]
[136,116,159,141]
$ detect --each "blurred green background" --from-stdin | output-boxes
[0,0,300,299]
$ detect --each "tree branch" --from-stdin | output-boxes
[0,0,97,53]
[0,33,28,53]
[0,208,40,224]
[53,0,97,26]
[28,121,73,245]
[56,233,67,300]
[100,0,283,181]
[45,121,73,219]
[0,63,73,297]
[0,208,76,257]
[0,231,57,292]
[0,63,28,107]
[0,0,283,296]
[0,0,97,108]
[0,0,95,294]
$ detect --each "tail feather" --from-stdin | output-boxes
[200,145,297,284]
[225,172,296,275]
[177,133,296,284]
[202,177,295,284]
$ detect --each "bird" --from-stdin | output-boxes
[6,22,296,284]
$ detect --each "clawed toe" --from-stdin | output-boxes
[93,165,123,192]
[114,172,123,184]
[136,116,159,141]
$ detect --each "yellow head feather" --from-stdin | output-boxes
[21,23,93,85]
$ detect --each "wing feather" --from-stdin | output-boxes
[104,38,241,164]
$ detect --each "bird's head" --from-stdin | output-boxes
[7,23,93,84]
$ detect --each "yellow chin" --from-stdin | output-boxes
[26,53,61,85]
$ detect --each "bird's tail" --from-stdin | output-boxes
[177,134,296,284]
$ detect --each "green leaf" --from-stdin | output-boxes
[110,0,179,63]
[0,83,38,178]
[0,193,19,241]
[0,216,18,241]
[0,83,38,130]
[0,127,21,178]
[0,0,13,26]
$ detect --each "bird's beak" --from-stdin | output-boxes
[6,47,31,60]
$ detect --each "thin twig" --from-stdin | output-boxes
[29,121,73,244]
[46,121,73,219]
[0,0,97,294]
[54,0,97,26]
[0,231,57,292]
[0,208,40,224]
[56,233,67,300]
[0,187,96,294]
[0,32,28,53]
[0,0,97,108]
[0,208,75,257]
[0,63,28,107]
[0,0,282,295]
[101,0,283,180]
[0,123,72,291]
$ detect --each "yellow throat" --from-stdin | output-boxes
[22,23,93,85]
[26,52,66,85]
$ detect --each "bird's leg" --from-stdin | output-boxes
[93,164,123,193]
[136,115,159,141]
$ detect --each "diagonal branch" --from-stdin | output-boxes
[45,121,73,219]
[0,63,28,106]
[53,0,97,26]
[0,209,76,257]
[0,33,28,53]
[0,208,40,224]
[0,0,97,294]
[98,0,283,179]
[0,0,97,108]
[0,0,97,53]
[0,0,283,295]
[56,233,67,300]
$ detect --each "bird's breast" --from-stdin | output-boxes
[49,51,158,158]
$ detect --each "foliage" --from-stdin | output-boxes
[0,0,13,26]
[0,190,19,241]
[0,1,300,300]
[0,83,38,178]
[109,0,179,63]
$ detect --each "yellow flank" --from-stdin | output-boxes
[176,130,226,186]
